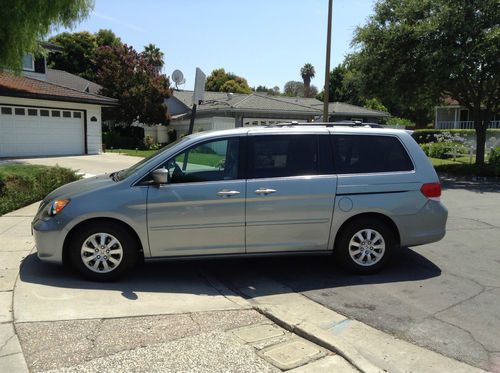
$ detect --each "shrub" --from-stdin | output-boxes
[102,126,146,149]
[420,142,468,159]
[385,117,415,127]
[489,147,500,167]
[412,129,500,144]
[0,166,80,215]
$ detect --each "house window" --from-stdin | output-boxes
[73,112,82,118]
[63,111,71,118]
[28,109,37,116]
[51,110,61,117]
[40,110,49,117]
[15,108,25,115]
[22,54,35,71]
[1,107,12,115]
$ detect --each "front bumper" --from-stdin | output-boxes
[32,217,66,264]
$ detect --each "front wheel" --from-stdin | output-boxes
[335,218,395,274]
[68,222,139,281]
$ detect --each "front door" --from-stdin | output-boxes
[245,134,337,253]
[147,137,246,257]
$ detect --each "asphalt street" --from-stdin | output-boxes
[205,178,500,371]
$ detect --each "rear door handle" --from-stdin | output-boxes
[217,189,241,198]
[255,188,277,195]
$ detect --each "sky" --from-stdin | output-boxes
[53,0,376,91]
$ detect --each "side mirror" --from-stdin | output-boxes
[152,168,169,185]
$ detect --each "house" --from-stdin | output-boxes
[146,90,390,142]
[435,97,500,129]
[0,45,117,158]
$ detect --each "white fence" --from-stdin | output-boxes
[436,120,500,129]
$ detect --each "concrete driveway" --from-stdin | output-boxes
[1,153,140,176]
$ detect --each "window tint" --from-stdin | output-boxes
[332,135,413,174]
[248,135,318,178]
[164,138,240,183]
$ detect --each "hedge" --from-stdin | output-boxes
[0,165,81,215]
[412,129,500,144]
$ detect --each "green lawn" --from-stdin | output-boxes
[107,148,158,157]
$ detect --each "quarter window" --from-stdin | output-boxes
[332,135,414,174]
[248,135,319,178]
[165,138,240,183]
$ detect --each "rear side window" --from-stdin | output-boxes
[332,135,413,174]
[248,135,319,178]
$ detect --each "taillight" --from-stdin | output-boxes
[420,183,441,201]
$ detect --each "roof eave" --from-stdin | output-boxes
[0,90,118,106]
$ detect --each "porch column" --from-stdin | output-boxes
[234,115,244,128]
[454,108,459,128]
[435,107,438,128]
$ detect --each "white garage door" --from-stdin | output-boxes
[0,106,85,157]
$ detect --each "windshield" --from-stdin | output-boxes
[114,137,189,181]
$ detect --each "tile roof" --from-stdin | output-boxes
[170,90,389,117]
[0,73,117,106]
[46,69,102,95]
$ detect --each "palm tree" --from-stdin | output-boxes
[143,43,164,73]
[300,63,316,97]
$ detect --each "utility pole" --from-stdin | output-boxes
[323,0,333,123]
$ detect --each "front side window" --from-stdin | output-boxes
[248,135,319,178]
[332,135,414,174]
[165,138,240,183]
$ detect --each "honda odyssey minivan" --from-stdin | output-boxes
[32,125,447,281]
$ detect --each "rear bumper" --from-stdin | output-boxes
[396,200,448,247]
[32,218,66,264]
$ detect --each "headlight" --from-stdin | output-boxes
[48,199,70,216]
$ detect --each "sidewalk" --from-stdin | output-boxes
[0,202,486,372]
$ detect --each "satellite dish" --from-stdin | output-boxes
[172,69,184,89]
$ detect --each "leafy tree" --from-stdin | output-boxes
[48,29,123,81]
[353,0,500,166]
[205,68,251,93]
[95,44,171,125]
[284,81,318,98]
[316,63,363,104]
[142,43,164,71]
[255,85,280,95]
[284,81,305,97]
[95,29,122,47]
[300,63,316,97]
[48,32,98,80]
[0,0,93,70]
[364,98,388,113]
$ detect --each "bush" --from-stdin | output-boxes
[0,166,81,215]
[102,126,146,149]
[412,129,500,144]
[385,117,415,127]
[489,147,500,167]
[420,142,468,159]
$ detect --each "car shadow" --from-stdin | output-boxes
[441,176,500,193]
[19,246,441,299]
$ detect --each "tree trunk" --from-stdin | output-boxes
[473,109,486,170]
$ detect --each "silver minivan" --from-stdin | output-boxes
[32,126,447,281]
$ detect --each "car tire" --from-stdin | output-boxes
[335,218,395,274]
[68,221,139,281]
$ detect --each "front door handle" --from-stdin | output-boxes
[255,188,277,195]
[217,189,241,198]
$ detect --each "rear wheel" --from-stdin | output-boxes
[68,222,138,281]
[335,218,395,274]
